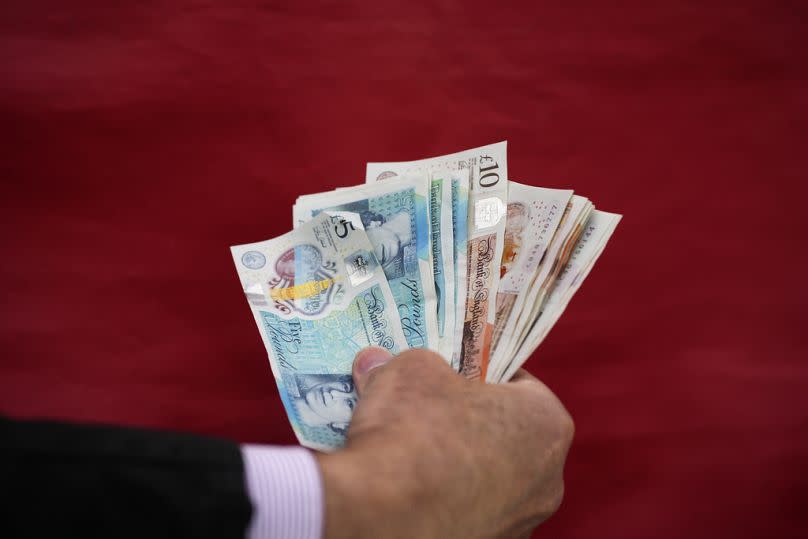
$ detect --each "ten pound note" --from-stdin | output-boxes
[230,212,408,451]
[367,142,509,381]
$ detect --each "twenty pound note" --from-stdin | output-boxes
[230,212,408,451]
[367,142,508,381]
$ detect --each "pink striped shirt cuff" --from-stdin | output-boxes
[241,445,324,539]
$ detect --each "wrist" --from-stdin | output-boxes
[315,450,370,538]
[315,448,427,538]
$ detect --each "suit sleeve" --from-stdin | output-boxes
[0,416,253,538]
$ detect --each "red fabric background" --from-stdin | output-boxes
[2,1,806,536]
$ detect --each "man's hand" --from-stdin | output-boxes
[315,348,574,538]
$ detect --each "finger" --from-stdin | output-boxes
[352,347,394,397]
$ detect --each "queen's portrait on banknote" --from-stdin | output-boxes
[286,373,357,436]
[501,202,529,277]
[360,210,413,272]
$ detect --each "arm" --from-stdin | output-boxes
[2,347,573,539]
[1,417,252,538]
[1,418,327,539]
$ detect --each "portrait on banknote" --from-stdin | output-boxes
[280,372,357,445]
[289,373,356,433]
[331,205,415,278]
[500,202,529,278]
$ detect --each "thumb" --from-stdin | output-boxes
[352,347,394,396]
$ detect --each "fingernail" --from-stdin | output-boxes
[355,347,393,375]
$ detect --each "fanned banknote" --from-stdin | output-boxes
[489,195,593,381]
[367,142,509,381]
[293,176,438,352]
[490,183,573,357]
[230,212,408,451]
[230,142,624,446]
[497,210,621,382]
[428,173,456,360]
[449,169,470,371]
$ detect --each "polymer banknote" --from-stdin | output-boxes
[428,173,456,360]
[362,168,462,363]
[490,182,573,356]
[367,142,509,381]
[489,195,593,381]
[498,210,622,382]
[449,169,470,371]
[293,176,438,352]
[230,212,408,451]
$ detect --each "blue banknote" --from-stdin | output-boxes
[450,172,470,369]
[262,283,402,449]
[430,178,447,338]
[294,178,437,350]
[231,213,408,450]
[427,174,456,360]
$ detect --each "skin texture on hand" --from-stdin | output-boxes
[315,348,574,539]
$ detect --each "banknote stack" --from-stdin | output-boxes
[231,142,621,450]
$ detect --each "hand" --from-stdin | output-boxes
[315,347,574,538]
